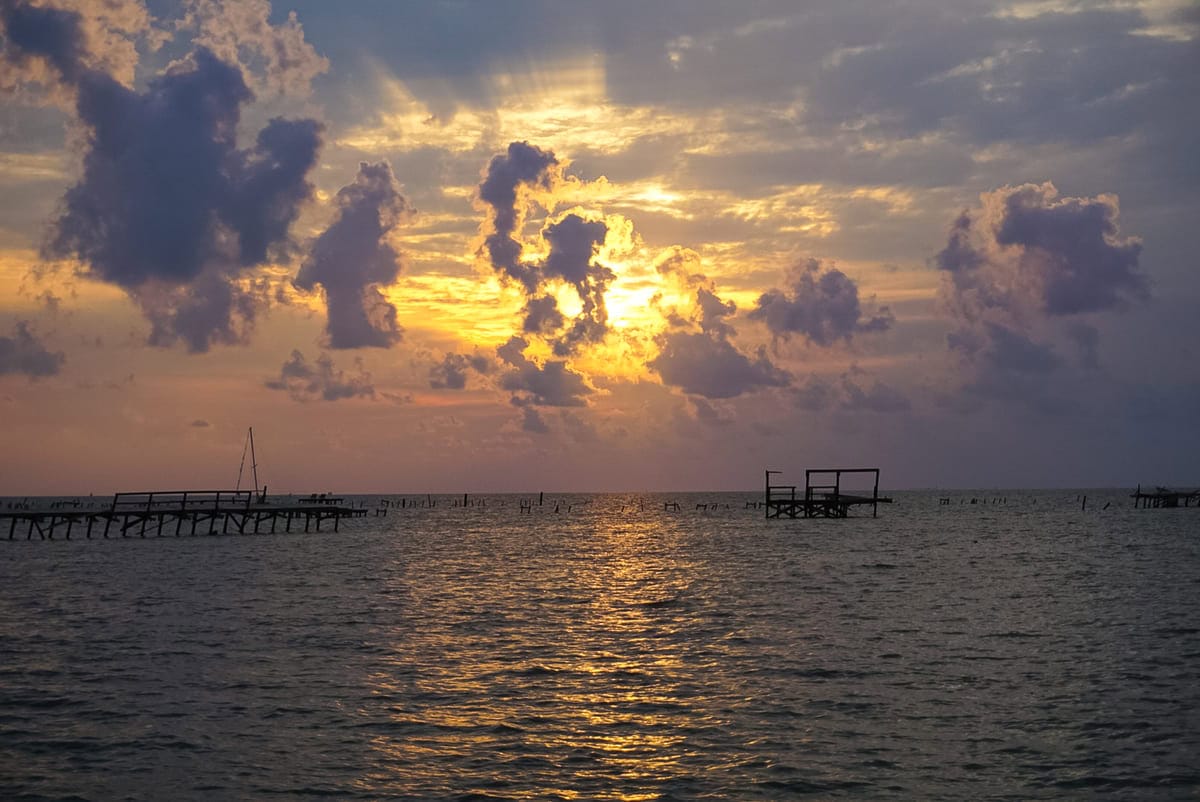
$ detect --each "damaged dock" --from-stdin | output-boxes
[1131,485,1200,509]
[2,489,367,541]
[765,468,892,519]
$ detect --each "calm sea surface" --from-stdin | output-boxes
[1,489,1198,800]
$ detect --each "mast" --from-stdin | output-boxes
[236,428,249,491]
[249,426,260,498]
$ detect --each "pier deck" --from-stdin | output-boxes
[2,489,367,541]
[765,468,892,519]
[1131,485,1200,509]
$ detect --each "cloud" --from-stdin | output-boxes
[936,182,1147,322]
[967,322,1062,376]
[0,0,158,100]
[791,371,910,413]
[649,331,788,400]
[541,213,614,356]
[477,140,558,292]
[0,0,89,85]
[0,320,64,377]
[178,0,328,96]
[295,161,409,349]
[138,272,269,353]
[429,351,491,390]
[839,374,911,413]
[749,258,893,346]
[3,1,323,352]
[522,294,565,335]
[264,349,375,402]
[793,375,836,412]
[649,249,790,399]
[520,406,549,434]
[690,397,734,427]
[190,418,211,427]
[497,335,591,407]
[933,182,1148,413]
[936,182,1147,366]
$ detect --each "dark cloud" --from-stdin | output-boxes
[497,335,591,407]
[542,213,607,286]
[690,397,734,427]
[476,145,616,356]
[934,184,1146,420]
[295,161,408,349]
[791,371,910,413]
[520,406,549,434]
[994,184,1147,316]
[0,320,64,377]
[190,419,211,428]
[522,294,564,335]
[230,117,326,266]
[793,375,835,411]
[0,0,88,84]
[975,323,1062,376]
[542,214,614,356]
[650,250,789,399]
[750,258,893,346]
[839,375,910,414]
[139,273,268,353]
[937,186,1147,320]
[649,331,788,399]
[934,212,985,275]
[695,287,736,338]
[478,140,557,292]
[264,349,375,402]
[2,1,323,353]
[936,183,1147,404]
[429,351,491,390]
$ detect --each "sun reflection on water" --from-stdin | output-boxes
[355,505,752,798]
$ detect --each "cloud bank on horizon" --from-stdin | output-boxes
[0,0,1196,492]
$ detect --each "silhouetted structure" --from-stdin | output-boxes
[764,468,891,519]
[1131,485,1200,509]
[2,489,366,540]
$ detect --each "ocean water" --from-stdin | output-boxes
[1,489,1198,800]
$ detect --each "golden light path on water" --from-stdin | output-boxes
[357,510,743,798]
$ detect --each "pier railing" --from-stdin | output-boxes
[765,467,891,519]
[111,490,254,515]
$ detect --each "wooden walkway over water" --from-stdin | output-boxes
[765,468,892,519]
[1131,485,1200,509]
[2,490,367,541]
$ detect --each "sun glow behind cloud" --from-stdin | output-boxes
[339,54,705,158]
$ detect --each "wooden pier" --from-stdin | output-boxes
[1131,485,1200,509]
[765,468,892,519]
[2,489,367,541]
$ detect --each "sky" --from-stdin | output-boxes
[0,0,1197,494]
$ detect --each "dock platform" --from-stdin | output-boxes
[765,468,892,519]
[1131,485,1199,509]
[2,490,367,541]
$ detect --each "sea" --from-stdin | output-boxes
[1,489,1198,800]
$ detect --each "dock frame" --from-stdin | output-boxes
[2,489,366,541]
[765,468,891,519]
[1131,485,1200,509]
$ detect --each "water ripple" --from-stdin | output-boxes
[1,490,1198,799]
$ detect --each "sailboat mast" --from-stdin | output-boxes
[249,426,259,497]
[235,428,249,491]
